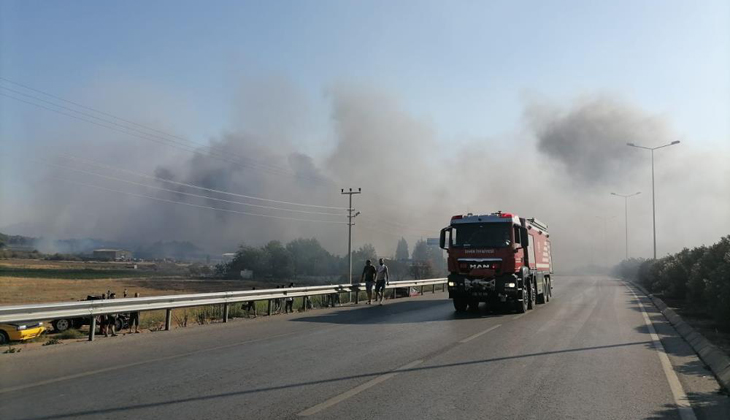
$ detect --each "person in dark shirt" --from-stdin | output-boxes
[361,259,377,304]
[129,292,140,333]
[105,293,118,337]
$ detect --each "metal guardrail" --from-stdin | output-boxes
[0,278,447,340]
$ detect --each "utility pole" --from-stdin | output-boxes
[611,192,641,260]
[627,141,680,259]
[341,188,361,287]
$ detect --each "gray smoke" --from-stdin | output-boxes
[6,85,729,270]
[529,96,671,187]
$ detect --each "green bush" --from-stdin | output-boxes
[615,235,730,331]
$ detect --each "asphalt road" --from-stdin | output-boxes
[1,276,729,420]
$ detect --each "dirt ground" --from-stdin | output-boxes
[0,277,266,304]
[0,258,160,270]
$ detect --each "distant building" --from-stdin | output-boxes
[93,249,132,261]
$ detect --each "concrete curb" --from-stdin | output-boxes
[628,281,730,392]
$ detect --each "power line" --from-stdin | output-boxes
[0,78,305,177]
[53,177,348,225]
[42,159,346,217]
[55,153,347,210]
[0,89,301,179]
[0,82,330,184]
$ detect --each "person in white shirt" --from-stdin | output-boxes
[375,258,389,305]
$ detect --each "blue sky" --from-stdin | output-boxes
[1,1,729,260]
[2,0,728,147]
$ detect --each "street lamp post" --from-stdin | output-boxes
[611,192,641,260]
[627,141,680,259]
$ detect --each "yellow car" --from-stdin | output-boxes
[0,322,45,344]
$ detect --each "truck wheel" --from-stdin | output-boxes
[53,319,71,332]
[0,331,9,345]
[115,318,124,332]
[527,281,536,310]
[537,279,547,304]
[547,279,553,299]
[453,297,468,312]
[516,296,528,313]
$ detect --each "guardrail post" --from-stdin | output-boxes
[354,288,359,305]
[267,299,272,316]
[432,284,435,293]
[223,303,229,323]
[301,297,307,312]
[420,286,424,295]
[88,316,96,341]
[165,309,172,331]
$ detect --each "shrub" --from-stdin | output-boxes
[614,235,730,331]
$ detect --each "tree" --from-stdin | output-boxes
[225,245,270,279]
[264,241,294,279]
[412,239,446,276]
[286,238,334,277]
[395,238,409,261]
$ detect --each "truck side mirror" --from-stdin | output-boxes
[520,228,529,247]
[439,228,450,249]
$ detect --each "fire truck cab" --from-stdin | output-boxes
[439,211,553,313]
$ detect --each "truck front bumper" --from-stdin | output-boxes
[448,274,522,302]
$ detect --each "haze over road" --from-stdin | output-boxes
[1,276,728,420]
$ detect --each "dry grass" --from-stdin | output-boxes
[0,277,266,305]
[0,258,159,270]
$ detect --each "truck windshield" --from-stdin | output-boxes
[453,223,511,248]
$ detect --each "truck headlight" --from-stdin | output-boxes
[448,281,455,287]
[505,282,516,288]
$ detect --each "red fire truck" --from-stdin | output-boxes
[439,211,553,313]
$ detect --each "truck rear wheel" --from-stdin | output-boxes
[527,280,536,310]
[453,297,468,312]
[537,279,548,304]
[547,278,553,300]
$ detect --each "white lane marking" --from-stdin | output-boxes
[626,285,697,420]
[298,359,424,417]
[459,324,502,343]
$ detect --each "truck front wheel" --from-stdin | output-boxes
[516,291,528,313]
[453,297,468,312]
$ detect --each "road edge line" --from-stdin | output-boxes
[625,282,697,420]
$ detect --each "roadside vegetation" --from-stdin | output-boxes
[612,235,730,331]
[217,237,446,281]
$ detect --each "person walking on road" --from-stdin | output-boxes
[105,292,118,337]
[128,292,140,333]
[284,283,295,313]
[361,259,377,304]
[375,258,390,305]
[243,287,257,318]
